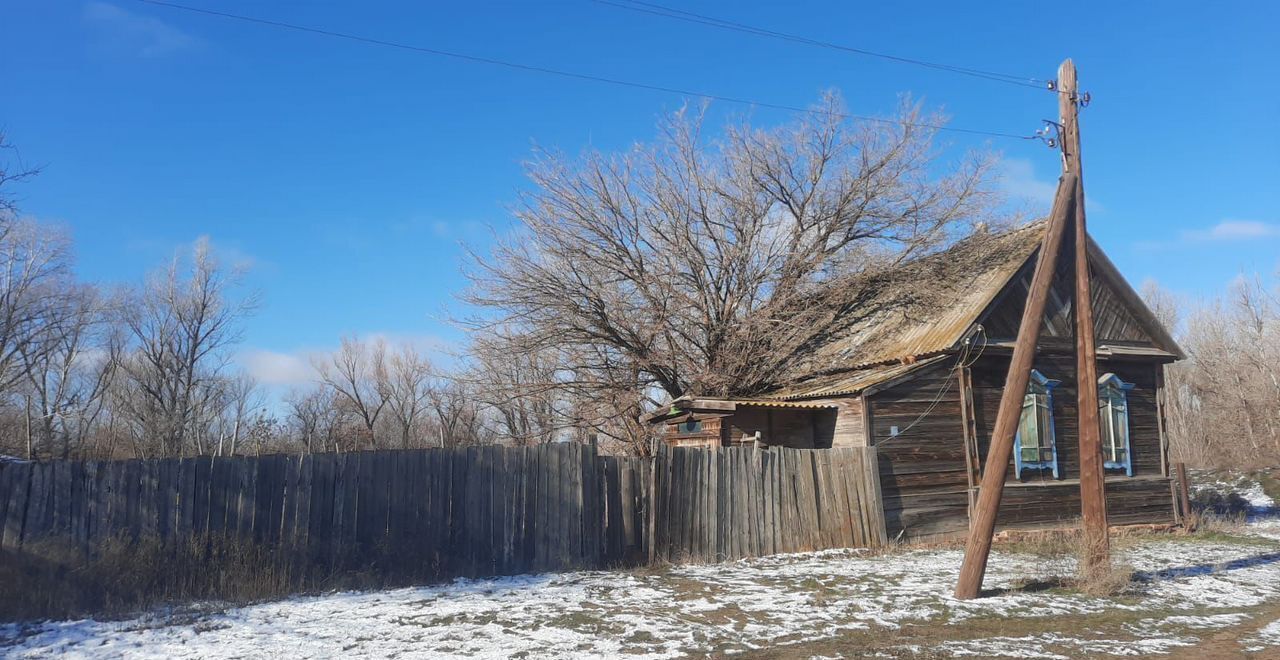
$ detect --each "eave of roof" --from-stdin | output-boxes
[765,355,950,401]
[641,396,840,424]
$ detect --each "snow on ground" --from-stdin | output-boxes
[1190,469,1278,512]
[5,520,1280,660]
[6,473,1280,659]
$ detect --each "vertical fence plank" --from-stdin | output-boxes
[207,456,227,537]
[328,453,348,561]
[191,457,211,538]
[280,455,299,550]
[0,466,11,548]
[342,452,362,555]
[295,454,314,552]
[2,463,31,550]
[21,462,48,547]
[309,453,335,561]
[76,461,95,555]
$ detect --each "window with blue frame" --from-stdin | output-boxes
[1098,373,1135,476]
[678,418,703,434]
[1015,370,1060,479]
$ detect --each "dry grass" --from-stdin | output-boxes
[993,529,1079,559]
[0,535,452,623]
[998,527,1135,597]
[1073,531,1134,597]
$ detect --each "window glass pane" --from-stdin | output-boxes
[1097,379,1132,468]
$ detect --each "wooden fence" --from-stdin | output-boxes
[652,445,887,562]
[0,444,883,577]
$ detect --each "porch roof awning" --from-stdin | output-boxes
[643,397,839,424]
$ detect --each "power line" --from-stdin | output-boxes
[592,0,1050,90]
[134,0,1037,141]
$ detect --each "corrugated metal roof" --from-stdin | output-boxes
[766,355,950,401]
[726,399,841,409]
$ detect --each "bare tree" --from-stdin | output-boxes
[428,378,492,448]
[286,386,342,454]
[314,336,389,449]
[0,219,76,395]
[467,328,564,446]
[216,371,264,456]
[1146,275,1280,467]
[19,285,120,459]
[464,95,999,424]
[112,238,257,456]
[381,343,434,449]
[0,131,41,216]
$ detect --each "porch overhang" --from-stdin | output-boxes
[643,397,839,425]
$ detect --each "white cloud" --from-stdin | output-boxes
[238,349,317,387]
[997,157,1057,206]
[1135,218,1280,252]
[237,333,454,388]
[84,1,199,57]
[1183,220,1280,241]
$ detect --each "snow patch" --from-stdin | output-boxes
[1244,618,1280,651]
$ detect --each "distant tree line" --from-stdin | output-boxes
[1144,276,1280,468]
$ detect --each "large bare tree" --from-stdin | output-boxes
[464,95,999,447]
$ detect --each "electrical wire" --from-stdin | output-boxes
[592,0,1049,90]
[134,0,1039,141]
[889,325,988,439]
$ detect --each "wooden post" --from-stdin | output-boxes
[954,171,1077,599]
[1175,462,1193,524]
[1061,59,1110,575]
[955,57,1108,599]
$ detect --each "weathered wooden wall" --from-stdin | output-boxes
[810,398,865,448]
[867,355,1177,540]
[970,355,1168,481]
[0,444,886,578]
[867,360,971,539]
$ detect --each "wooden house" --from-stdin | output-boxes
[646,222,1183,540]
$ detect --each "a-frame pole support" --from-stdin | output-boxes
[1062,60,1110,576]
[955,58,1101,599]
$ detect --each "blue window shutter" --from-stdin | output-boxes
[1014,370,1062,480]
[1098,374,1135,476]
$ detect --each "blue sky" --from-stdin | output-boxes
[3,0,1278,391]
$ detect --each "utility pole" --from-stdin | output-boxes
[1063,60,1110,577]
[955,58,1103,599]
